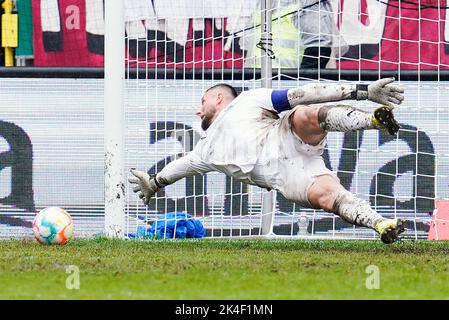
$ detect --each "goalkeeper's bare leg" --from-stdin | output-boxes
[290,104,405,244]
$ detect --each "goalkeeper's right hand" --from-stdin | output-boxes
[128,169,162,205]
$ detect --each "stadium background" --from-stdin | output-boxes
[1,0,448,240]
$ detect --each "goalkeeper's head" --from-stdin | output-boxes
[197,83,238,130]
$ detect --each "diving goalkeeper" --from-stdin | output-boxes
[129,78,406,244]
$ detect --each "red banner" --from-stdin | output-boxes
[338,0,449,69]
[126,18,244,69]
[32,0,104,67]
[32,0,449,69]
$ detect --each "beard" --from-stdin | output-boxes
[201,117,212,131]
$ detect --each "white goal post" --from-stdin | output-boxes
[104,0,126,238]
[260,0,275,236]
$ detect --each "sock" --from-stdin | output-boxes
[318,105,375,132]
[332,190,385,229]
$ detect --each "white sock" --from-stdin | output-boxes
[332,190,384,229]
[319,105,374,132]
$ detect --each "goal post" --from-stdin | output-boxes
[104,0,126,238]
[260,0,276,236]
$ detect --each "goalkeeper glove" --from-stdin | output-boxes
[128,169,164,205]
[352,77,404,108]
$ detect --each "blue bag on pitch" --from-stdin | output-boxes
[131,211,206,239]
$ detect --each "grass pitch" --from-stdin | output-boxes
[0,238,448,299]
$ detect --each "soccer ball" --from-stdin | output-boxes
[32,207,74,245]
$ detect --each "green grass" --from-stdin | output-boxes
[0,238,448,299]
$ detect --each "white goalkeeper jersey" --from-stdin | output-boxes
[156,88,281,187]
[190,88,281,179]
[200,89,279,166]
[156,84,353,190]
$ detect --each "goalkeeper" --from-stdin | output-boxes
[129,78,406,244]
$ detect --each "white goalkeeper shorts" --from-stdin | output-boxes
[249,107,339,208]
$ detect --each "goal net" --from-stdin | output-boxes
[121,0,449,241]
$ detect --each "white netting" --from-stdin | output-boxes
[122,0,449,240]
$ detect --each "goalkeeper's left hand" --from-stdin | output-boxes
[128,169,162,205]
[355,77,405,108]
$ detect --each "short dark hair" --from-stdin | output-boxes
[206,83,238,98]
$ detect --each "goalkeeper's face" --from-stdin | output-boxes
[197,91,221,130]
